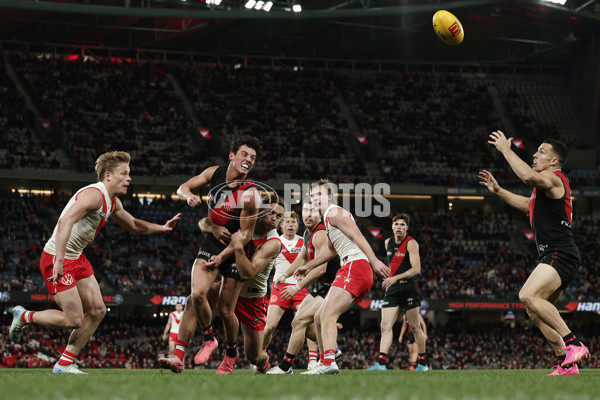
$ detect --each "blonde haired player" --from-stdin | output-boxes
[8,151,181,374]
[295,179,390,374]
[162,302,184,356]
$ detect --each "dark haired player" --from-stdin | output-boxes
[479,131,589,376]
[159,135,263,373]
[367,213,428,371]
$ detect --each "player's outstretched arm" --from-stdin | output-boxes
[177,166,219,207]
[111,199,181,234]
[488,130,559,190]
[232,230,281,281]
[478,169,529,213]
[328,208,390,278]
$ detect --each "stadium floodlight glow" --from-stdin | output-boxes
[255,1,264,10]
[293,4,302,12]
[541,0,567,4]
[264,1,273,11]
[245,0,256,8]
[207,0,222,4]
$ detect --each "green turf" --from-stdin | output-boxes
[1,369,598,400]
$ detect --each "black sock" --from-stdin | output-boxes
[377,352,388,366]
[225,342,238,358]
[200,325,215,342]
[562,332,581,347]
[557,354,566,365]
[279,352,295,372]
[418,353,427,366]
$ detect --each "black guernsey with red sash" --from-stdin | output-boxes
[304,223,340,291]
[386,235,415,287]
[529,171,579,257]
[208,165,256,238]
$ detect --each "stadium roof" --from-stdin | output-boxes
[1,0,600,65]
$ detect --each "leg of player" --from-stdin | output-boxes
[406,307,428,371]
[519,263,589,368]
[159,259,219,372]
[262,304,287,350]
[408,342,418,370]
[216,277,243,373]
[313,287,354,375]
[525,289,577,376]
[306,337,319,370]
[268,295,322,374]
[367,306,399,371]
[239,323,269,375]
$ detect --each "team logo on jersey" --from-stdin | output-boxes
[270,295,278,302]
[387,251,393,257]
[60,274,74,286]
[208,180,279,221]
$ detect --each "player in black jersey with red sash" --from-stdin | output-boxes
[480,131,589,376]
[159,135,262,373]
[367,213,428,371]
[266,202,341,374]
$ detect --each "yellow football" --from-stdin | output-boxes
[433,10,464,46]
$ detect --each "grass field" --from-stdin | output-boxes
[1,368,598,400]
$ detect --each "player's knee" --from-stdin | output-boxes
[380,320,393,332]
[66,314,84,329]
[518,289,534,307]
[291,317,308,330]
[89,304,107,320]
[190,290,207,305]
[218,302,235,318]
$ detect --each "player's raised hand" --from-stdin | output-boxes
[478,170,501,193]
[372,259,390,279]
[162,213,181,231]
[488,130,513,154]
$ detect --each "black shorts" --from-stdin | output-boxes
[538,247,581,290]
[195,233,240,281]
[311,282,332,298]
[382,281,420,309]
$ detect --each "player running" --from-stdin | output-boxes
[266,202,341,374]
[8,151,180,374]
[158,135,262,373]
[294,179,389,374]
[210,197,284,374]
[262,211,313,352]
[479,131,589,376]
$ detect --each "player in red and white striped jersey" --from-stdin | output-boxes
[294,180,389,375]
[262,211,313,351]
[8,151,181,374]
[162,302,184,356]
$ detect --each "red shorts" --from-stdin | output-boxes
[40,251,94,295]
[169,332,178,342]
[269,282,309,311]
[332,259,373,303]
[235,295,268,331]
